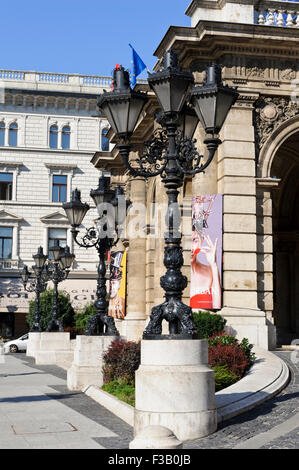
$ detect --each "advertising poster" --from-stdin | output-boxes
[190,195,223,310]
[108,250,127,319]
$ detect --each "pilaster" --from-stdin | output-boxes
[122,164,147,341]
[217,95,270,349]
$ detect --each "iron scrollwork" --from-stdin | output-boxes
[71,226,119,337]
[118,123,221,339]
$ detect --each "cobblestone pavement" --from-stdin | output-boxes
[184,351,299,449]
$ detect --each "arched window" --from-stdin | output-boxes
[49,125,58,149]
[62,125,71,149]
[0,123,5,146]
[101,128,110,152]
[9,123,18,147]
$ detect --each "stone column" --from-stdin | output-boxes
[217,96,270,349]
[122,171,147,341]
[256,179,279,349]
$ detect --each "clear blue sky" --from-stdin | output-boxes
[0,0,190,78]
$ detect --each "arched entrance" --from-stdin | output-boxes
[270,132,299,345]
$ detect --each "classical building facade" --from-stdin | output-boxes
[94,0,299,349]
[0,70,113,337]
[2,1,298,349]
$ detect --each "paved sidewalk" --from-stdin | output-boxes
[0,353,133,449]
[184,351,299,449]
[0,350,298,449]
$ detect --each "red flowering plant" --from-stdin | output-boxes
[208,332,255,379]
[102,338,141,387]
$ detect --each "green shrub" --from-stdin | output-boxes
[26,289,75,331]
[209,333,256,372]
[208,334,250,378]
[193,310,226,339]
[209,334,238,347]
[239,337,256,369]
[212,365,239,392]
[74,303,96,332]
[102,379,135,407]
[102,338,141,387]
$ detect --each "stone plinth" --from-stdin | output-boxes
[134,339,217,442]
[67,335,116,391]
[26,332,41,358]
[130,425,182,449]
[34,332,73,369]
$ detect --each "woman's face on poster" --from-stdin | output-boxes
[192,230,205,255]
[110,280,121,298]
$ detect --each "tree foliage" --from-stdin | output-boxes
[26,289,75,331]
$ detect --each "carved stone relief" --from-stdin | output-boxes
[254,96,299,149]
[190,56,298,85]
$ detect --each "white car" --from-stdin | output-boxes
[3,334,29,353]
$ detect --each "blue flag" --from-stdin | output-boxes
[129,44,147,87]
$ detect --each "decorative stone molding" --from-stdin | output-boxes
[0,210,23,261]
[190,56,297,89]
[256,177,281,189]
[255,96,299,149]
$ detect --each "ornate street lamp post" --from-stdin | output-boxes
[98,49,238,339]
[63,174,130,336]
[46,242,75,332]
[21,244,75,332]
[20,247,48,332]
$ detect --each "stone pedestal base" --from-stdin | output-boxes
[26,332,41,358]
[35,332,73,369]
[129,426,182,449]
[121,318,146,342]
[67,335,116,391]
[134,339,217,442]
[219,307,272,350]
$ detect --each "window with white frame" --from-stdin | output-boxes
[49,124,58,149]
[101,127,110,151]
[0,173,13,200]
[52,175,67,203]
[0,227,13,259]
[8,123,18,147]
[49,123,71,149]
[48,228,67,259]
[62,125,71,149]
[0,163,22,201]
[0,122,5,146]
[45,164,77,203]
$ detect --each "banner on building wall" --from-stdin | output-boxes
[108,250,127,319]
[190,195,223,310]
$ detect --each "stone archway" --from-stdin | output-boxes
[259,119,299,345]
[270,134,299,345]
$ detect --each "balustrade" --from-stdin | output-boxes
[0,260,20,270]
[0,69,147,89]
[255,1,299,27]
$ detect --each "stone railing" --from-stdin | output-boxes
[255,1,299,27]
[0,70,147,90]
[0,259,20,270]
[0,71,25,81]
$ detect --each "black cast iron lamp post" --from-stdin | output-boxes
[46,242,75,332]
[63,175,130,336]
[20,247,49,332]
[98,49,238,339]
